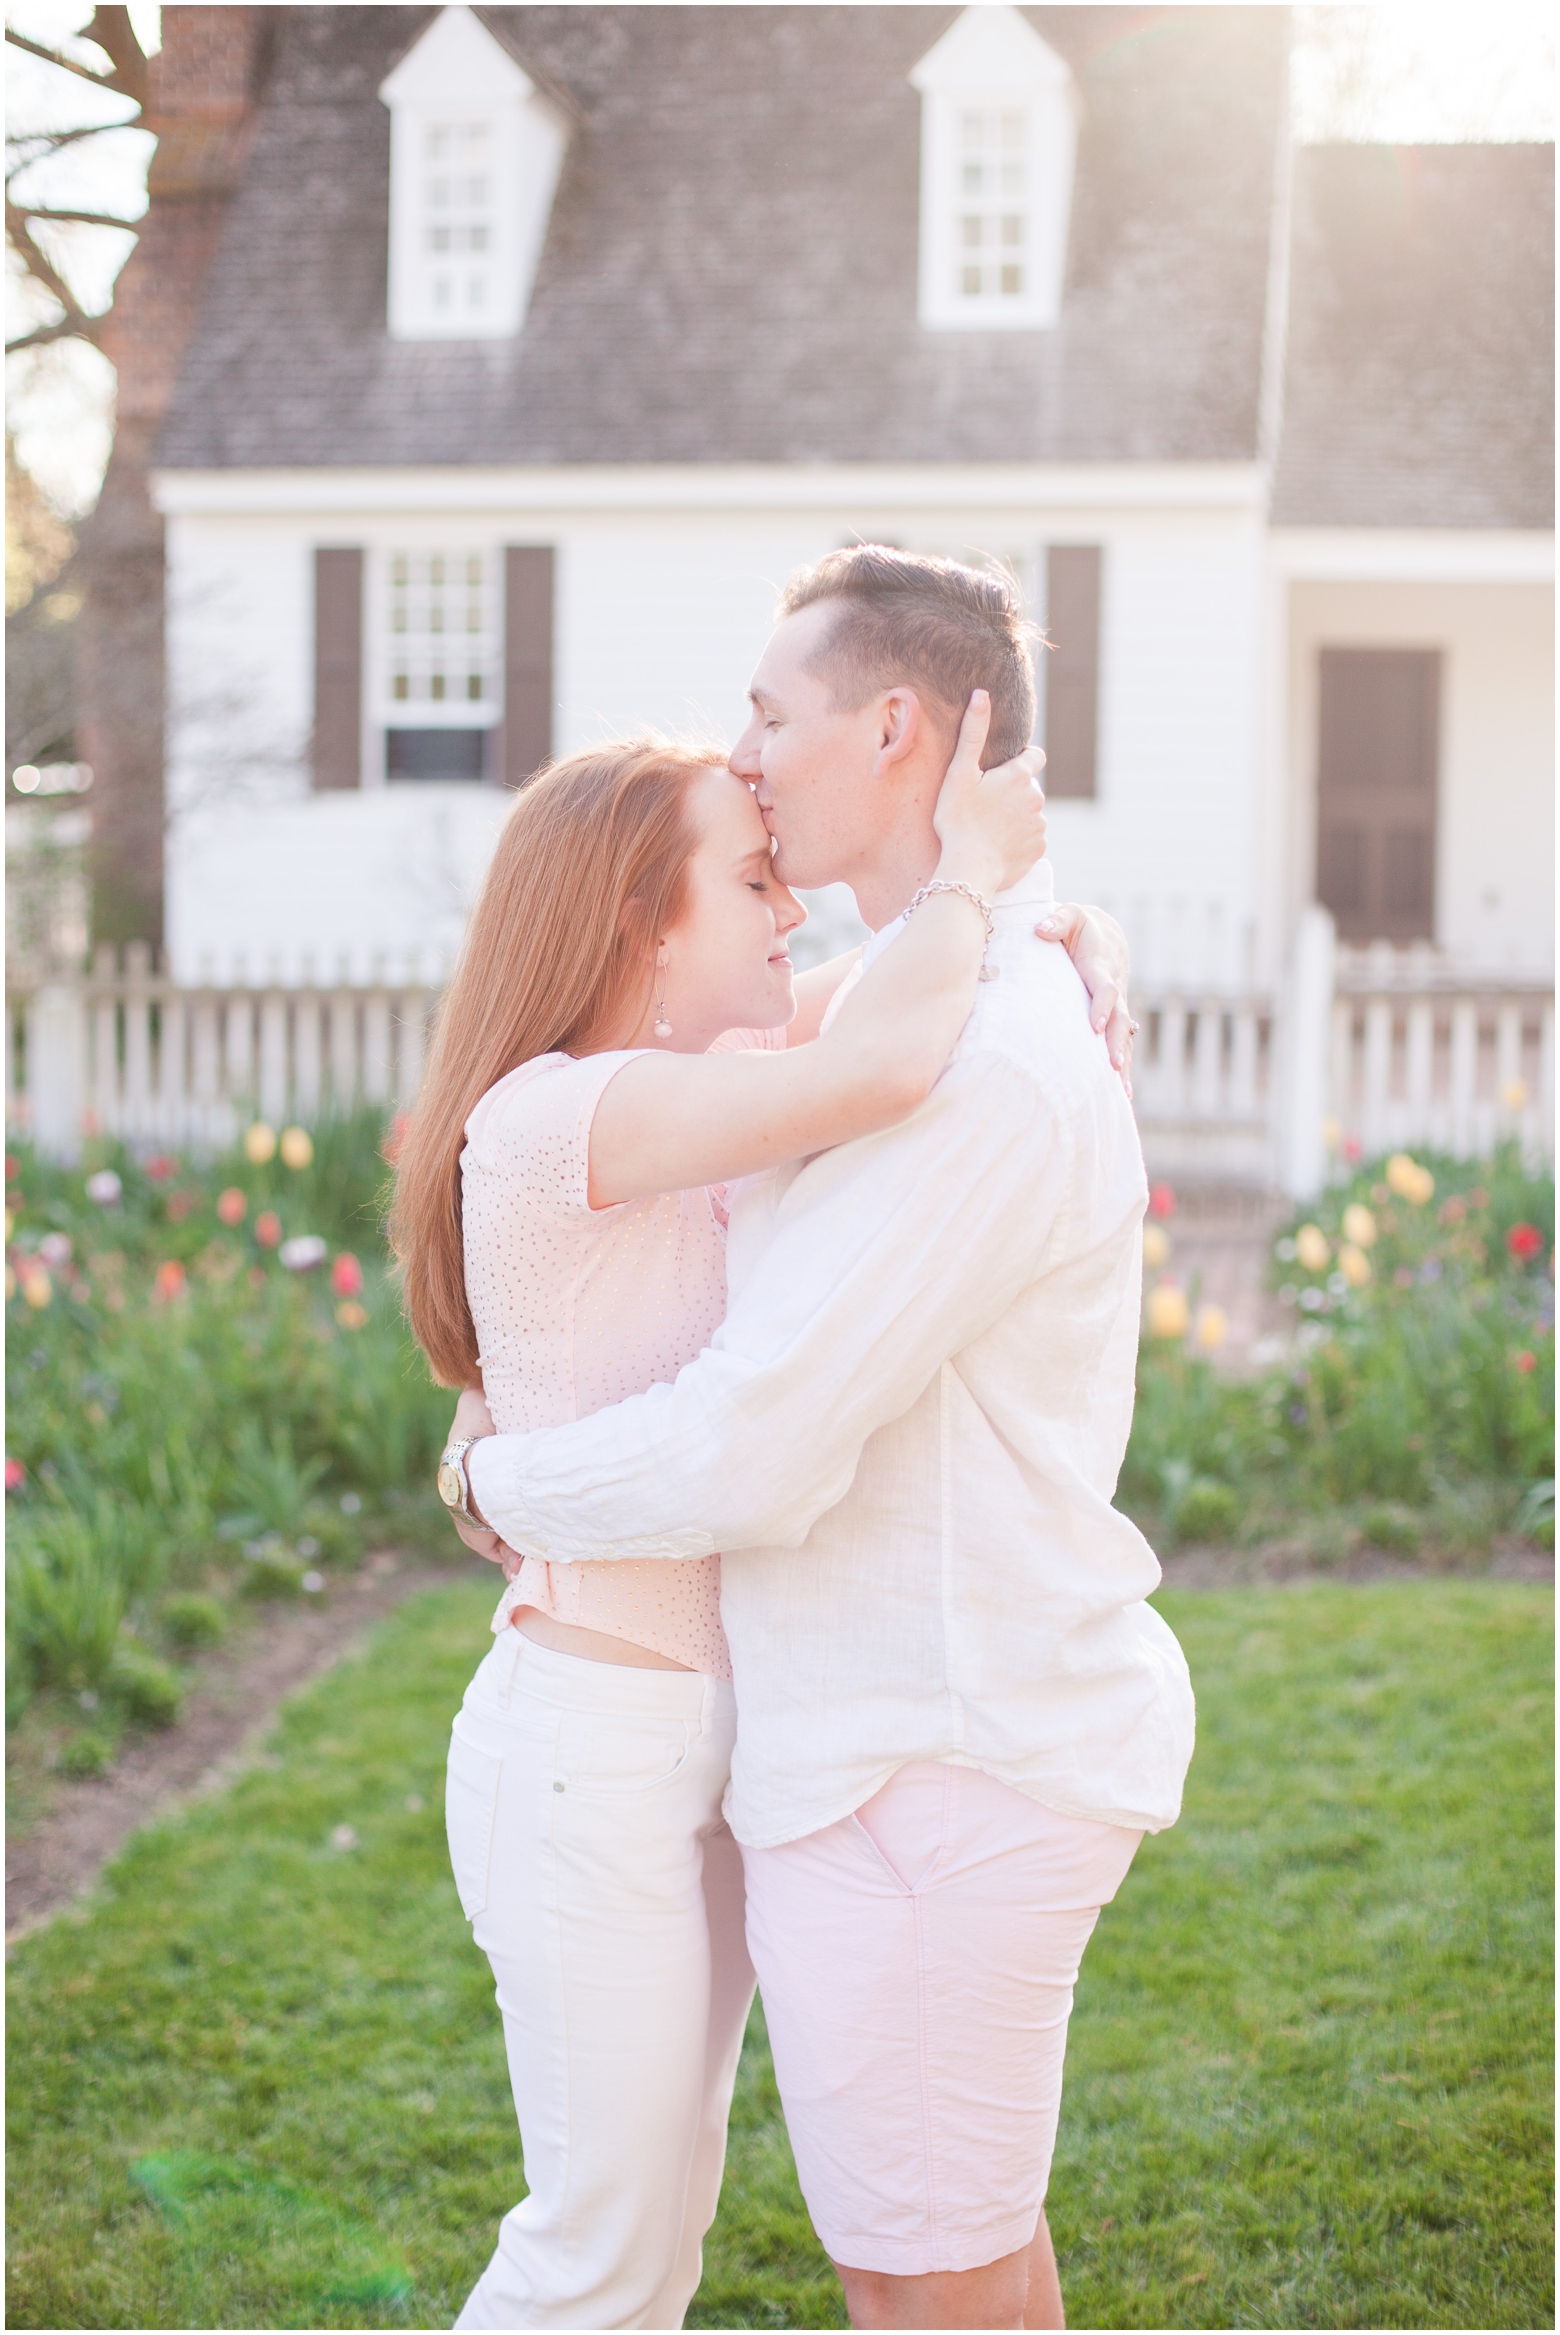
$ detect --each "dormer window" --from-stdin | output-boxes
[423,118,495,319]
[911,5,1078,332]
[380,5,570,343]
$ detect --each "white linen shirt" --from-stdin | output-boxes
[468,867,1196,1849]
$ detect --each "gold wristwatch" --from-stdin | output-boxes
[437,1436,485,1522]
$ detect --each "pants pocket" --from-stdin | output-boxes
[445,1724,503,1921]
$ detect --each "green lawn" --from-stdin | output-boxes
[6,1580,1552,2331]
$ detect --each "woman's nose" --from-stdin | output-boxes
[774,885,806,937]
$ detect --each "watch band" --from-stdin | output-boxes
[437,1436,483,1521]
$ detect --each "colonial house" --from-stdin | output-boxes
[25,3,1555,1187]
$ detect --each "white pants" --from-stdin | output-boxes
[446,1629,753,2331]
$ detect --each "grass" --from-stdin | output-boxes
[6,1578,1552,2331]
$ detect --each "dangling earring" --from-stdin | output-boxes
[653,952,672,1041]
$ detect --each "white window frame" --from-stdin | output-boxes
[910,5,1079,333]
[380,5,569,343]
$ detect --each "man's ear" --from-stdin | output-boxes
[872,687,923,774]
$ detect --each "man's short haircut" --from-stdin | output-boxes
[777,545,1038,765]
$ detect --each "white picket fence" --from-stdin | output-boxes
[5,920,1553,1192]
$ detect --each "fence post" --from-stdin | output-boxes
[1279,905,1336,1199]
[27,983,87,1162]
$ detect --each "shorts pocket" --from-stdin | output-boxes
[445,1725,503,1920]
[558,1711,695,1796]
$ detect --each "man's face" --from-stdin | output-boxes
[728,603,891,893]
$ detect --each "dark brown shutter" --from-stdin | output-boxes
[1043,546,1101,799]
[502,546,555,787]
[1316,648,1439,942]
[312,547,363,790]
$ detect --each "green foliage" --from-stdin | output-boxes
[5,1120,450,1735]
[1361,1500,1422,1553]
[1174,1477,1240,1544]
[159,1593,227,1653]
[54,1729,115,1778]
[1125,1145,1554,1546]
[108,1645,183,1731]
[4,1580,1550,2332]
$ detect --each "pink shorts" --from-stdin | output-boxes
[742,1761,1142,2277]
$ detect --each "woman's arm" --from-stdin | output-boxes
[589,692,1043,1206]
[788,949,863,1044]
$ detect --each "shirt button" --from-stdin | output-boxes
[553,1781,565,1793]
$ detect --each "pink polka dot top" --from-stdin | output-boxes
[461,1030,779,1677]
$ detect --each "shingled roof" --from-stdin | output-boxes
[156,4,1288,469]
[1272,142,1555,528]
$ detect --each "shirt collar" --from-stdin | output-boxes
[862,857,1055,968]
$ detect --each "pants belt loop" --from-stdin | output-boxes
[497,1625,523,1708]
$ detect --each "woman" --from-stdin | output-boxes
[394,697,1084,2330]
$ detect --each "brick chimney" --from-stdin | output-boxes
[79,5,274,951]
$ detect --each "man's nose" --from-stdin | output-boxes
[729,719,762,780]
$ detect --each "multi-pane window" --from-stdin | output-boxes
[385,551,494,713]
[422,119,494,318]
[957,108,1029,300]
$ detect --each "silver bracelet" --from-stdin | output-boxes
[903,880,1000,980]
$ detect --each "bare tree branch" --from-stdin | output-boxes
[2,26,135,100]
[5,200,105,340]
[5,314,103,355]
[6,123,120,182]
[14,204,141,231]
[83,4,150,110]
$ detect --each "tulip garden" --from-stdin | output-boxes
[5,1111,451,1771]
[1123,1145,1554,1559]
[4,1119,1553,1778]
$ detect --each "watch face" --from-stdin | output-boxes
[437,1460,462,1509]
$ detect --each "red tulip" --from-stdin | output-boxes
[145,1154,180,1181]
[254,1211,282,1249]
[4,1456,25,1491]
[1147,1182,1177,1220]
[216,1187,248,1226]
[1507,1223,1545,1264]
[331,1251,364,1298]
[152,1259,187,1303]
[1513,1350,1537,1374]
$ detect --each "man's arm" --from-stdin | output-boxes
[466,1052,1064,1563]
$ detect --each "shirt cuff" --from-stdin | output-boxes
[465,1433,715,1565]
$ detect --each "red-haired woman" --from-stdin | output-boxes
[395,700,1062,2329]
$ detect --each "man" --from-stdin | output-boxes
[450,547,1195,2330]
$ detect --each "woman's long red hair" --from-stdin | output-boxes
[391,736,716,1386]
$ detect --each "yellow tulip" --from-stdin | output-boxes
[1321,1117,1341,1151]
[1501,1078,1529,1110]
[1142,1224,1171,1269]
[1194,1303,1228,1349]
[1338,1243,1371,1287]
[1407,1165,1435,1206]
[21,1268,52,1309]
[1342,1203,1377,1248]
[1385,1152,1427,1199]
[280,1126,314,1170]
[1145,1282,1189,1340]
[1295,1224,1330,1273]
[245,1121,277,1165]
